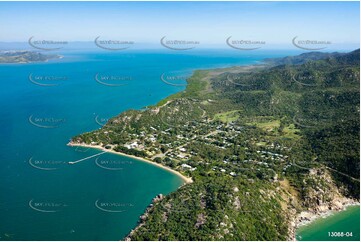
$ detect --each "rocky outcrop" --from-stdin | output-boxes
[152,194,164,203]
[124,194,164,241]
[286,168,359,240]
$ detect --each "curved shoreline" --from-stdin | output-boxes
[295,204,360,240]
[67,142,193,184]
[295,201,360,230]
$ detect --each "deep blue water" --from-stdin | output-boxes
[0,49,297,240]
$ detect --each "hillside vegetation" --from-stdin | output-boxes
[71,49,360,240]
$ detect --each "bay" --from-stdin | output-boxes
[0,49,296,240]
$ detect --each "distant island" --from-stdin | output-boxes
[0,50,61,63]
[70,49,360,240]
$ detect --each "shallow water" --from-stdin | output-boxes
[297,206,360,241]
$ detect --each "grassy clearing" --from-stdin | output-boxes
[214,110,241,123]
[246,117,301,140]
[282,123,301,139]
[246,117,280,132]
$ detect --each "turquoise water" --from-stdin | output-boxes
[297,206,360,241]
[0,49,297,240]
[1,48,358,241]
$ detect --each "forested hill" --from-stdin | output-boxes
[213,49,360,198]
[0,50,60,63]
[72,49,359,241]
[264,49,358,66]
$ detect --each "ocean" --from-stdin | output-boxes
[0,48,313,240]
[0,50,298,240]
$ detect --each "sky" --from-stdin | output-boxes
[0,1,359,49]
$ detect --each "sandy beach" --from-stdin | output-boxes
[67,142,193,184]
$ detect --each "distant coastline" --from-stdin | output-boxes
[0,50,62,64]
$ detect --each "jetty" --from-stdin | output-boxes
[68,151,107,165]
